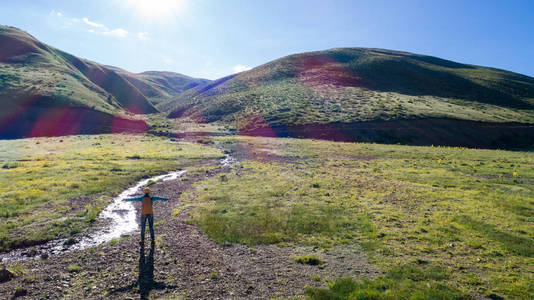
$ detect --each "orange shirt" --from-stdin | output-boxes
[141,196,153,215]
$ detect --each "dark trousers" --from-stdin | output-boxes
[140,214,154,241]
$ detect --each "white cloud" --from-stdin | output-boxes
[51,13,128,39]
[102,28,129,38]
[82,17,105,28]
[233,65,252,73]
[87,27,128,38]
[137,32,148,40]
[50,10,80,29]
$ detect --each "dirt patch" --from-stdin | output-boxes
[225,142,304,164]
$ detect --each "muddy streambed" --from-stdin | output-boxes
[0,170,187,262]
[0,155,237,262]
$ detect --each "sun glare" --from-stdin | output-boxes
[127,0,186,20]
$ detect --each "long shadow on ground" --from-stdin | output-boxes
[108,242,175,299]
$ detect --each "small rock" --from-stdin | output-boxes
[13,286,27,297]
[416,258,428,265]
[27,248,38,257]
[488,293,504,300]
[0,266,15,283]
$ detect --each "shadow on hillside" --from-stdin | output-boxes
[323,50,534,109]
[239,118,534,150]
[0,104,148,139]
[108,242,175,299]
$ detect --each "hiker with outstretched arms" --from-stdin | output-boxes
[125,187,167,244]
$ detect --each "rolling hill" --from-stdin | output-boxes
[3,25,534,147]
[0,26,208,138]
[164,48,534,148]
[108,67,210,107]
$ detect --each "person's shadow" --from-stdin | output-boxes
[108,241,174,299]
[138,242,155,299]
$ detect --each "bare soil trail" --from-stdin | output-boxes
[0,144,378,299]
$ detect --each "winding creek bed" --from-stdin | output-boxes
[0,170,187,262]
[1,154,237,262]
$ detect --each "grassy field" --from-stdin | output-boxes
[180,136,534,299]
[1,132,532,298]
[0,134,223,252]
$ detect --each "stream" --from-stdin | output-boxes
[1,155,237,262]
[0,170,187,262]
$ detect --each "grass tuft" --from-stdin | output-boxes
[68,264,80,273]
[293,255,324,266]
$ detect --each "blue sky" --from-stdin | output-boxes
[2,0,533,79]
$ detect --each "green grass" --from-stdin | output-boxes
[6,263,26,277]
[68,264,81,274]
[305,263,464,300]
[181,136,534,298]
[293,255,324,266]
[454,215,534,257]
[0,134,223,252]
[185,158,376,246]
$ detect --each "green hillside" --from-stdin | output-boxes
[165,48,534,129]
[0,26,154,138]
[0,26,209,138]
[116,70,210,106]
[0,26,157,114]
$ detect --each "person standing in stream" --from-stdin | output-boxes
[125,187,167,244]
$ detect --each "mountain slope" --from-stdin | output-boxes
[166,48,534,125]
[115,70,210,106]
[0,26,157,114]
[0,26,205,138]
[164,47,534,147]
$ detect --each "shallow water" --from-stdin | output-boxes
[1,154,237,262]
[71,170,187,250]
[1,170,186,262]
[221,154,239,167]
